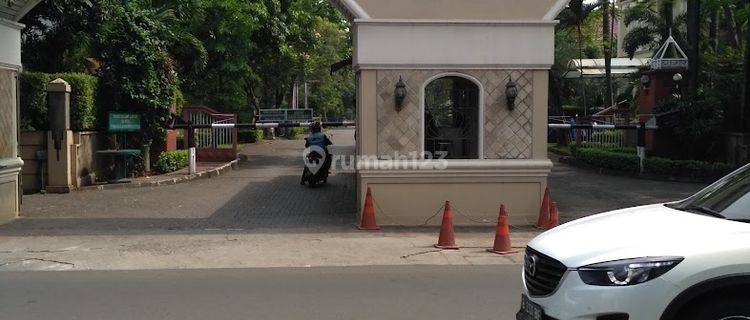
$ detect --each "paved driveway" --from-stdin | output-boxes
[5,129,358,234]
[1,128,706,234]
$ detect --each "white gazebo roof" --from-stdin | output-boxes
[650,34,688,70]
[565,58,651,78]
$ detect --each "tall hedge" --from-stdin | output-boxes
[19,72,100,131]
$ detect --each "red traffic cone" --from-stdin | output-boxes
[488,204,518,255]
[358,187,380,230]
[434,201,459,249]
[548,201,560,229]
[536,187,552,229]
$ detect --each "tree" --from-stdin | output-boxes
[686,0,701,95]
[602,0,614,107]
[622,0,687,59]
[557,0,602,114]
[95,0,183,146]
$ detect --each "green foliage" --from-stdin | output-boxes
[19,72,52,130]
[285,127,308,140]
[238,129,264,143]
[621,0,687,59]
[573,148,641,173]
[96,0,180,146]
[570,147,732,180]
[153,150,189,173]
[19,72,100,131]
[654,93,724,159]
[20,0,355,130]
[643,157,733,180]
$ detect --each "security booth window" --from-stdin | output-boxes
[424,76,480,159]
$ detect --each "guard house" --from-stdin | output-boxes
[331,0,565,225]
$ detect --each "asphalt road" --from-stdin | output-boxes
[0,265,523,320]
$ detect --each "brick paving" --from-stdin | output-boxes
[0,127,706,235]
[2,129,357,234]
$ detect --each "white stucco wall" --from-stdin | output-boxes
[353,20,557,69]
[0,19,22,69]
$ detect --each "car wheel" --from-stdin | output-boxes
[685,296,750,320]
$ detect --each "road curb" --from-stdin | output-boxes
[78,159,239,192]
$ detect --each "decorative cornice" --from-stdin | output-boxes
[355,64,552,71]
[357,159,553,178]
[544,0,571,20]
[0,158,24,176]
[0,18,24,29]
[354,19,559,26]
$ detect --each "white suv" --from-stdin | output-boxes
[517,165,750,320]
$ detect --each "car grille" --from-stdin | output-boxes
[524,247,567,296]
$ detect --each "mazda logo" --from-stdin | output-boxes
[526,255,539,277]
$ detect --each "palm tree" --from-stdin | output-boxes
[686,0,701,95]
[602,0,614,107]
[558,0,601,114]
[622,0,686,59]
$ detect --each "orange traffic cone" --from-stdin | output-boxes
[548,201,560,229]
[358,187,380,230]
[434,201,459,249]
[488,204,518,255]
[536,187,552,229]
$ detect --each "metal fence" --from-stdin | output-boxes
[182,105,238,162]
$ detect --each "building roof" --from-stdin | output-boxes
[332,0,569,21]
[565,58,651,78]
[0,0,41,21]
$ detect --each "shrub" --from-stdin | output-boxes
[573,148,640,173]
[238,129,264,143]
[285,127,308,139]
[19,72,52,130]
[19,72,100,131]
[644,157,733,180]
[571,147,733,180]
[153,150,189,174]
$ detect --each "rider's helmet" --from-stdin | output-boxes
[309,121,322,133]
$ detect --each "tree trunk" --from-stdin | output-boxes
[578,24,588,115]
[709,7,719,52]
[602,0,614,107]
[743,0,750,131]
[724,5,741,49]
[687,0,701,96]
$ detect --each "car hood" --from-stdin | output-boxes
[528,204,750,268]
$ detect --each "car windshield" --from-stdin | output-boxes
[669,164,750,222]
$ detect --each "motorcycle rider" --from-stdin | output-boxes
[301,121,333,185]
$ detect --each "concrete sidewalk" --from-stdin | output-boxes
[0,227,538,271]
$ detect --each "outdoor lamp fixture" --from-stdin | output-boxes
[640,75,651,89]
[394,76,407,111]
[505,77,518,110]
[672,73,683,98]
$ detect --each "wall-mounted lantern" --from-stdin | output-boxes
[640,75,651,89]
[672,73,683,98]
[395,76,407,111]
[505,77,518,110]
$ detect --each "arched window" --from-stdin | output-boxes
[424,76,480,159]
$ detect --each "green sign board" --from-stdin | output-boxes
[259,110,287,122]
[259,109,315,123]
[287,109,314,122]
[108,113,141,132]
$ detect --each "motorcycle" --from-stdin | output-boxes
[301,138,332,187]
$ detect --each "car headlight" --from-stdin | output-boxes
[578,257,683,286]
